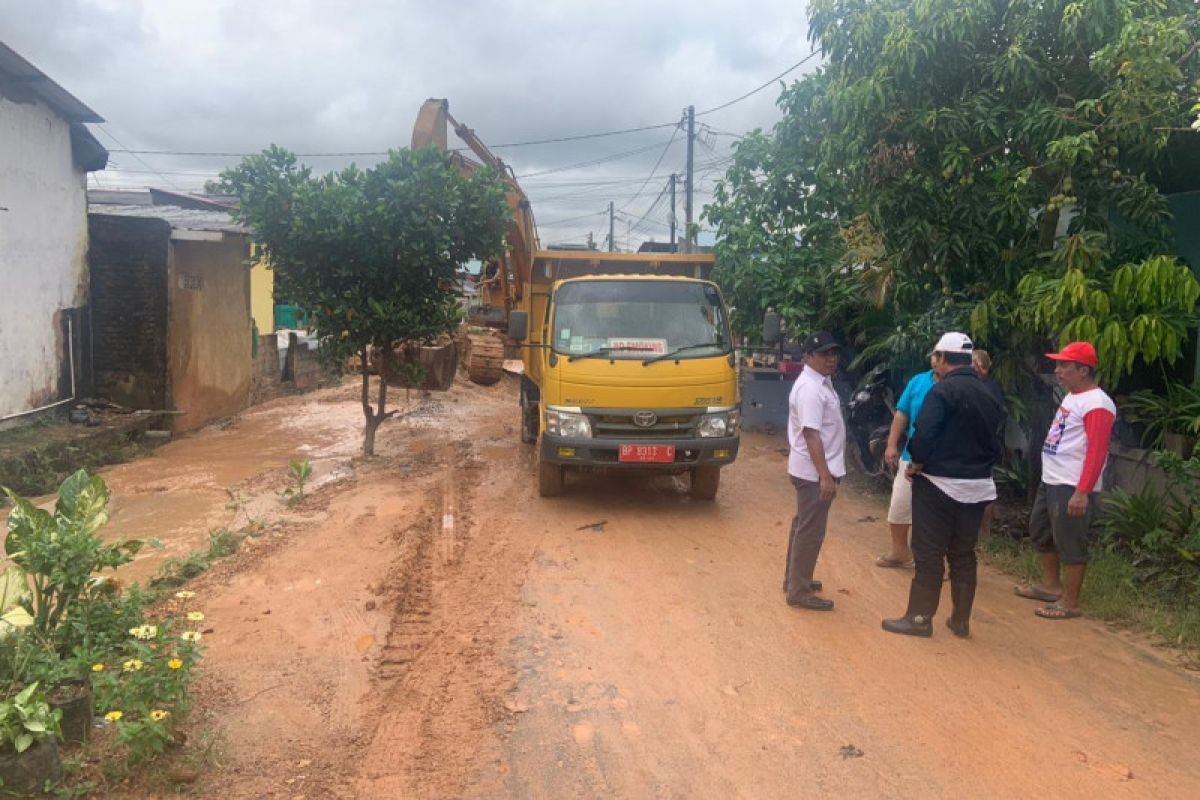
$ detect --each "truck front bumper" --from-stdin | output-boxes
[540,433,740,469]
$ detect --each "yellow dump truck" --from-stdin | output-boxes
[507,251,740,499]
[412,99,739,498]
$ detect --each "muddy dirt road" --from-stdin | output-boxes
[82,377,1199,798]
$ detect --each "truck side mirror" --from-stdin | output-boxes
[762,311,781,346]
[508,310,529,341]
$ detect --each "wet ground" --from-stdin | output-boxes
[19,376,1200,798]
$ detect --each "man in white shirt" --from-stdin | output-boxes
[1014,341,1116,620]
[783,331,846,611]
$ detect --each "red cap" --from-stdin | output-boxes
[1046,341,1098,368]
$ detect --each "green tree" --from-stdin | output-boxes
[221,145,507,454]
[707,0,1200,386]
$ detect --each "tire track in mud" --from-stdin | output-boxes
[356,438,529,798]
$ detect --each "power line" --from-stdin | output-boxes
[95,126,184,191]
[538,209,609,227]
[515,139,675,179]
[696,49,821,116]
[617,119,682,212]
[488,121,681,149]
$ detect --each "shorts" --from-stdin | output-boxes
[1029,482,1097,565]
[887,461,912,525]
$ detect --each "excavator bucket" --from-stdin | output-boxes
[411,99,449,151]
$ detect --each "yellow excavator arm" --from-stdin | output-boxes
[411,98,538,303]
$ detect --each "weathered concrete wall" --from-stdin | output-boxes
[88,215,171,411]
[167,236,253,432]
[250,333,286,405]
[250,333,339,405]
[0,89,89,418]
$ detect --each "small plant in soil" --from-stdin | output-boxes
[280,458,313,505]
[0,682,61,754]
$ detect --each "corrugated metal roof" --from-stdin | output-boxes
[0,41,103,123]
[89,203,249,234]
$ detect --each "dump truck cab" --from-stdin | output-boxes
[509,252,740,499]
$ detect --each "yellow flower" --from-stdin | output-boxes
[150,709,170,722]
[174,590,196,599]
[91,663,105,672]
[167,658,183,670]
[187,611,205,622]
[122,659,144,672]
[181,631,202,643]
[129,624,158,640]
[105,711,123,722]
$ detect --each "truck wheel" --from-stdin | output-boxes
[537,445,565,497]
[690,466,721,500]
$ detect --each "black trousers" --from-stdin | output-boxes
[911,475,988,592]
[784,475,835,596]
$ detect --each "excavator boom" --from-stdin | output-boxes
[411,98,538,298]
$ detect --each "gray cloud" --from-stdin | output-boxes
[2,0,816,248]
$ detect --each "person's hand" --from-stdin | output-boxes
[905,462,922,483]
[1067,491,1089,517]
[884,444,901,470]
[819,474,838,501]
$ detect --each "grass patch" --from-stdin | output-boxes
[151,528,247,589]
[979,533,1200,664]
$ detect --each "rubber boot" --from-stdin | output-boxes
[882,581,942,638]
[946,581,976,639]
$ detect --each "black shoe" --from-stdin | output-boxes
[782,579,822,593]
[882,614,933,637]
[787,594,834,611]
[947,581,975,639]
[946,617,969,638]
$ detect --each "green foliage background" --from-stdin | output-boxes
[706,0,1200,388]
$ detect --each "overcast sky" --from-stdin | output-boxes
[3,0,819,249]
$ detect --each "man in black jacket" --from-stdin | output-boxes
[882,332,1005,638]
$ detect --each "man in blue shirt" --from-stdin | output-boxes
[879,353,938,568]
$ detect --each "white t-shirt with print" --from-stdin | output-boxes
[1041,387,1117,489]
[787,365,847,481]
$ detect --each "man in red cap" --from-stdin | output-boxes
[1015,341,1115,619]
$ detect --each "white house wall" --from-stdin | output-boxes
[0,91,89,418]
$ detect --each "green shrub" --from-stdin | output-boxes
[0,682,61,754]
[1099,451,1200,597]
[2,470,145,643]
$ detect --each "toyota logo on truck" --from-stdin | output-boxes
[633,411,658,428]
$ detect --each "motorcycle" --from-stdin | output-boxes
[845,363,896,479]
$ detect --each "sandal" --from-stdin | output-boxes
[876,555,914,569]
[1034,602,1083,620]
[1014,584,1061,603]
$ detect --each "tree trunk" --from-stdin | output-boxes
[1038,205,1061,253]
[360,345,392,456]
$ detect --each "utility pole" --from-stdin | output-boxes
[685,105,695,253]
[669,173,677,249]
[586,231,594,250]
[608,201,615,252]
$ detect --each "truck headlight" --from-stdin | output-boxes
[546,409,592,438]
[698,409,739,438]
[699,414,728,438]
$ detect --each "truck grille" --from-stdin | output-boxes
[586,408,701,439]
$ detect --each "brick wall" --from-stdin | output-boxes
[88,215,170,410]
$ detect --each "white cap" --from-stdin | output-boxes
[932,332,974,354]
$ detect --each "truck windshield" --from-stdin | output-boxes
[551,280,731,360]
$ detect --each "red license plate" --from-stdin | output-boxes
[619,444,676,463]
